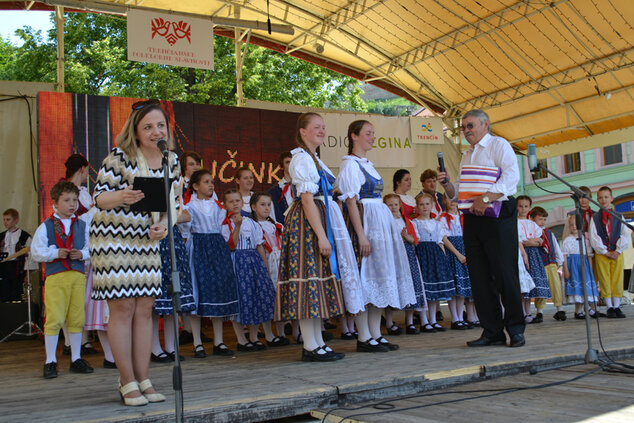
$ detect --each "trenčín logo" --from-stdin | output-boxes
[421,123,433,133]
[151,18,192,46]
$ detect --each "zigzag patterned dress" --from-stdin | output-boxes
[90,147,178,300]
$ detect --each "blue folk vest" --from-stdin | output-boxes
[43,218,86,276]
[592,211,622,252]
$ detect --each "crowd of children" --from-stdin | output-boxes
[18,112,631,395]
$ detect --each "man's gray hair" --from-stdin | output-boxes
[463,109,491,133]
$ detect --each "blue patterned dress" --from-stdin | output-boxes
[519,220,551,299]
[412,218,456,301]
[185,197,239,318]
[393,217,427,309]
[222,216,276,325]
[562,236,599,303]
[439,213,472,298]
[155,225,196,314]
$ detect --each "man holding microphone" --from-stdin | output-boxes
[438,109,525,348]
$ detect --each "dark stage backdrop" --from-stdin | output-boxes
[38,92,299,221]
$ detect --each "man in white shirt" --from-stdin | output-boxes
[439,109,525,348]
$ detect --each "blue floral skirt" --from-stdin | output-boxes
[155,226,195,315]
[526,246,551,299]
[446,236,472,298]
[415,242,455,301]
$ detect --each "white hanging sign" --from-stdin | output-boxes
[127,9,214,70]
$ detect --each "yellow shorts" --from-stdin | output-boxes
[43,270,86,336]
[594,254,623,299]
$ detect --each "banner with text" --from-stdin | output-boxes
[320,113,416,168]
[409,116,444,145]
[127,10,214,70]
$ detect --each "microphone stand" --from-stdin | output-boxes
[530,164,634,364]
[161,150,184,423]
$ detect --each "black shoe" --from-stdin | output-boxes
[166,351,185,362]
[376,336,399,350]
[43,362,58,379]
[70,358,94,374]
[81,343,98,355]
[267,336,290,347]
[213,343,235,356]
[466,320,481,328]
[606,307,618,318]
[387,324,403,335]
[553,311,567,321]
[320,346,345,360]
[150,351,171,363]
[179,330,193,345]
[252,340,267,351]
[509,334,526,347]
[466,334,506,347]
[436,311,444,321]
[356,339,389,353]
[405,324,420,335]
[301,347,340,362]
[103,359,117,369]
[432,323,446,332]
[451,321,468,330]
[614,307,626,318]
[62,345,71,356]
[533,313,544,323]
[597,311,607,317]
[340,331,356,340]
[237,342,258,352]
[193,344,207,358]
[321,331,334,342]
[420,323,437,333]
[574,312,585,320]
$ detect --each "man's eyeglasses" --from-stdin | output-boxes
[131,99,160,111]
[460,122,476,131]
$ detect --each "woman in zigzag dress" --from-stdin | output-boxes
[90,100,178,406]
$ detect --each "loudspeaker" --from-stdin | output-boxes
[0,302,41,340]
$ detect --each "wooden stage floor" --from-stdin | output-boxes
[1,304,633,423]
[313,361,634,423]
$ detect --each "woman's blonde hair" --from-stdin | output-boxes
[116,101,172,158]
[295,112,322,169]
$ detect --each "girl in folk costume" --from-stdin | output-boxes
[338,120,416,352]
[383,194,429,334]
[517,221,536,316]
[221,189,277,352]
[251,192,291,346]
[393,169,417,219]
[235,167,255,216]
[516,196,550,323]
[62,154,115,367]
[439,196,479,329]
[183,169,240,357]
[412,193,456,332]
[151,192,196,361]
[562,215,599,318]
[276,112,362,362]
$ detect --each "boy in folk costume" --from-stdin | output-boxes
[589,186,630,318]
[30,181,93,378]
[530,207,565,321]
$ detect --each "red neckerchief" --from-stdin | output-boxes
[403,215,419,244]
[432,194,442,216]
[261,220,283,253]
[602,210,611,243]
[541,229,552,256]
[222,211,237,250]
[439,212,453,230]
[583,208,592,231]
[50,213,78,270]
[430,211,437,219]
[279,183,290,203]
[183,189,192,205]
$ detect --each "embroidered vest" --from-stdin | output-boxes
[356,162,383,199]
[43,218,86,276]
[592,211,622,252]
[540,229,558,266]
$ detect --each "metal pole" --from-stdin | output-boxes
[55,7,65,93]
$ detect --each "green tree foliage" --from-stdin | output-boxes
[0,12,366,111]
[365,97,417,116]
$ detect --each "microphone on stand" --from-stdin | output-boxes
[527,143,539,171]
[437,151,446,183]
[157,139,168,155]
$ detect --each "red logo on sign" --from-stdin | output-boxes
[151,18,192,46]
